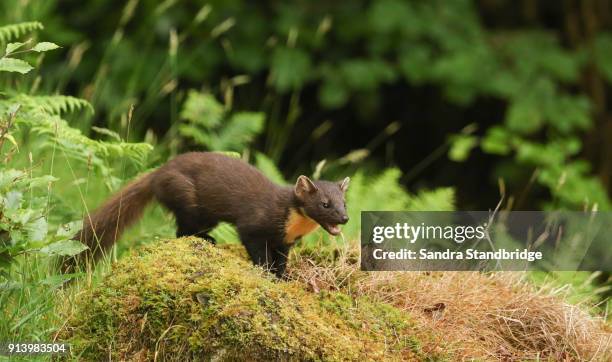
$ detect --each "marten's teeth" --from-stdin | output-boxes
[329,224,341,235]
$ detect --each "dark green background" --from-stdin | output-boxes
[2,0,612,210]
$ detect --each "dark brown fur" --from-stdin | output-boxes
[68,152,349,278]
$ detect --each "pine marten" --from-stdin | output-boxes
[69,152,350,278]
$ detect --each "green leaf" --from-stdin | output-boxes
[27,175,58,188]
[209,222,240,244]
[13,208,35,225]
[255,152,285,184]
[31,42,60,52]
[506,97,543,134]
[91,126,122,141]
[178,124,212,146]
[449,135,478,162]
[319,79,348,109]
[340,59,396,91]
[26,217,48,242]
[481,126,512,155]
[0,22,43,43]
[368,0,413,34]
[0,169,25,189]
[0,57,33,74]
[214,151,241,159]
[55,221,83,238]
[4,191,22,210]
[39,273,84,286]
[5,42,25,54]
[545,94,591,133]
[270,47,311,92]
[398,46,432,84]
[211,112,264,151]
[38,239,88,256]
[180,90,224,128]
[406,187,455,212]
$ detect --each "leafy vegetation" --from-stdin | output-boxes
[179,90,264,151]
[0,22,155,347]
[2,1,611,210]
[0,169,83,271]
[0,23,151,271]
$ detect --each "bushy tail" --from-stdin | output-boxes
[64,172,156,270]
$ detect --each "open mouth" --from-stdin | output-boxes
[323,224,342,236]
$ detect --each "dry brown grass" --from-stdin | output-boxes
[288,242,612,361]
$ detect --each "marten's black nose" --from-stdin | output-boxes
[341,215,349,223]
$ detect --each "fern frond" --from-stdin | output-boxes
[10,94,94,115]
[406,187,455,211]
[255,152,286,184]
[0,22,44,44]
[0,94,151,171]
[27,113,152,167]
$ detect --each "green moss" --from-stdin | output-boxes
[62,238,437,361]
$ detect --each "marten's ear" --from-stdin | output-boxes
[338,177,350,193]
[295,175,318,200]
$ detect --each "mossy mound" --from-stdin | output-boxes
[62,238,432,361]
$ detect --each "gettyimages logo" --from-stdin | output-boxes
[371,222,488,244]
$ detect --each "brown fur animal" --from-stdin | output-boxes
[70,152,350,278]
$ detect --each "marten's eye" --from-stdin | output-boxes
[322,201,330,208]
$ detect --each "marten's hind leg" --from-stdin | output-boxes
[175,212,218,243]
[151,174,217,243]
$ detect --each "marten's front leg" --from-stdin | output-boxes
[239,229,289,278]
[270,244,290,279]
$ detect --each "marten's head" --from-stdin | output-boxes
[294,175,350,235]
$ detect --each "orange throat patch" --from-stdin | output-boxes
[284,208,319,244]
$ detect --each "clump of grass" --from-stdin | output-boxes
[59,238,439,361]
[289,241,612,361]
